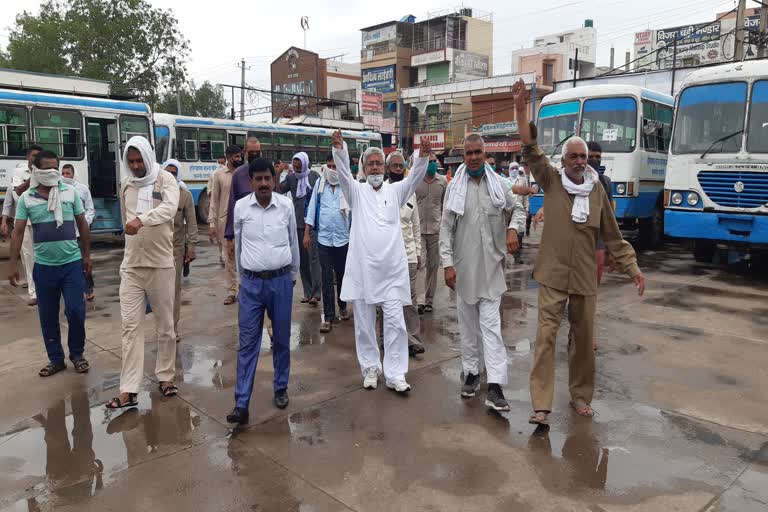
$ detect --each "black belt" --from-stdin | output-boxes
[242,265,291,280]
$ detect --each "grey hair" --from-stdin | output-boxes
[562,136,588,159]
[361,146,385,167]
[464,133,485,147]
[386,150,405,167]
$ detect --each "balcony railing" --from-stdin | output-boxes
[361,42,399,62]
[412,36,466,54]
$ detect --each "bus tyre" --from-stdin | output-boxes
[197,190,210,225]
[693,241,715,263]
[639,206,664,249]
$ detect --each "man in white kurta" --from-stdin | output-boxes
[331,132,430,393]
[440,134,528,412]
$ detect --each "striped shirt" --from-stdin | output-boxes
[15,183,84,266]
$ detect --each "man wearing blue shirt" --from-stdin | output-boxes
[304,154,351,333]
[227,158,300,425]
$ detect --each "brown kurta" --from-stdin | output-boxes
[173,188,199,251]
[523,144,640,296]
[208,165,233,238]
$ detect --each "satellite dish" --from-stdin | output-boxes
[301,17,309,30]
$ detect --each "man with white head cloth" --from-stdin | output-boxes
[331,130,431,393]
[512,79,645,426]
[106,136,180,409]
[440,134,528,412]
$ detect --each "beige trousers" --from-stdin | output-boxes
[530,284,596,412]
[173,248,184,336]
[417,233,440,306]
[21,223,35,300]
[223,235,237,296]
[119,266,177,394]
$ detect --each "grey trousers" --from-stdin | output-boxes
[298,228,321,300]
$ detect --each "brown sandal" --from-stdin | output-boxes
[570,400,595,417]
[529,411,550,426]
[105,393,138,409]
[159,382,178,397]
[223,295,237,305]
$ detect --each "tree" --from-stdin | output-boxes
[156,81,229,118]
[2,0,189,102]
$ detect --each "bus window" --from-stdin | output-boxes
[369,139,382,149]
[538,101,579,155]
[199,129,226,161]
[247,131,272,145]
[672,82,747,154]
[154,125,170,163]
[275,133,296,146]
[33,108,83,159]
[298,134,317,148]
[656,105,673,152]
[318,136,332,149]
[344,138,358,157]
[0,105,29,157]
[580,97,637,153]
[748,80,768,153]
[177,127,198,161]
[642,102,657,151]
[229,133,246,149]
[120,116,150,149]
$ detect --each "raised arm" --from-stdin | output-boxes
[331,130,359,208]
[513,79,558,192]
[396,137,432,206]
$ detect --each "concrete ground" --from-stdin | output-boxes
[0,228,767,512]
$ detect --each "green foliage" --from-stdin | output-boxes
[2,0,189,102]
[156,81,229,118]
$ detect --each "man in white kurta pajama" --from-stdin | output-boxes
[332,132,430,393]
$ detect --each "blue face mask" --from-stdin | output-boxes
[427,161,438,175]
[467,167,485,177]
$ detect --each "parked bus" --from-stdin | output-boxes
[153,114,383,223]
[530,85,674,247]
[0,87,152,233]
[664,61,768,263]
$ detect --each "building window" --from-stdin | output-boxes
[543,62,554,86]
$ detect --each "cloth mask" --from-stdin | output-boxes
[427,161,438,176]
[389,172,405,183]
[367,174,384,188]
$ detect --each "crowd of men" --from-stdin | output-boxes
[4,79,645,427]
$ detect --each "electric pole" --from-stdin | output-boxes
[759,1,767,59]
[239,59,246,121]
[735,0,747,62]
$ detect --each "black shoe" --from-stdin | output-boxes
[461,373,481,398]
[417,304,425,315]
[183,261,190,277]
[485,384,510,412]
[408,342,426,357]
[226,407,249,425]
[274,389,289,409]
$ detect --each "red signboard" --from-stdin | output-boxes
[414,131,446,151]
[362,91,383,114]
[483,139,522,153]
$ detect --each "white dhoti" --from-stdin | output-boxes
[456,295,508,385]
[353,299,408,383]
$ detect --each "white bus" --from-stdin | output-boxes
[153,114,383,223]
[665,61,768,262]
[0,88,152,233]
[531,85,674,247]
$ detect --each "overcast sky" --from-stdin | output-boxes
[0,0,758,120]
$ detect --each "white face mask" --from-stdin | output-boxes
[62,177,76,186]
[326,168,339,185]
[367,174,384,188]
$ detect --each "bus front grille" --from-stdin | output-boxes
[697,171,768,209]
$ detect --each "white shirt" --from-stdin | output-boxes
[332,145,429,305]
[70,181,95,236]
[234,192,299,280]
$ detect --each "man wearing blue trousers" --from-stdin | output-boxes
[227,158,299,425]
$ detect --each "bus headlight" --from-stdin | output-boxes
[616,183,626,195]
[686,192,700,207]
[671,192,684,205]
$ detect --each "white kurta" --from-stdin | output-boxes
[333,145,429,305]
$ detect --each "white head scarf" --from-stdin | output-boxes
[30,166,64,227]
[123,136,160,214]
[163,158,188,191]
[292,152,311,198]
[444,162,507,216]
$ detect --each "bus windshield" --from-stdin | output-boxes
[748,80,768,153]
[538,101,579,155]
[154,125,170,163]
[580,97,637,153]
[672,82,747,155]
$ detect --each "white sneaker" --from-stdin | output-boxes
[363,367,380,389]
[386,379,411,393]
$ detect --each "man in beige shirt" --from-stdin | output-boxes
[165,161,199,342]
[414,152,446,314]
[106,136,180,409]
[208,145,242,302]
[511,80,645,425]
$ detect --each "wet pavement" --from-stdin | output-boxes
[1,230,767,511]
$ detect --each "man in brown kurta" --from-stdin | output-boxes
[208,145,241,303]
[511,80,645,425]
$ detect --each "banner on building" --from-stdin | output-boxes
[479,121,518,137]
[634,31,653,46]
[453,50,490,78]
[274,80,316,97]
[411,49,446,67]
[483,139,522,153]
[656,22,721,45]
[362,65,396,93]
[363,25,397,45]
[362,91,383,114]
[413,131,446,151]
